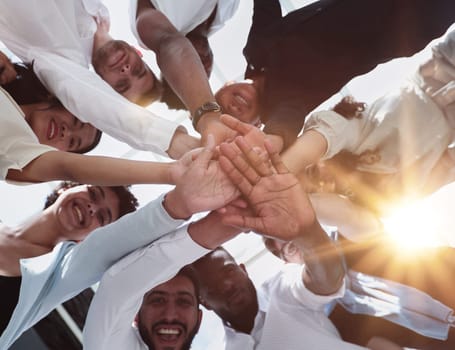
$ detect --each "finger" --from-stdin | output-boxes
[265,139,289,174]
[220,114,253,135]
[195,134,215,168]
[221,139,261,185]
[236,137,273,176]
[219,155,253,196]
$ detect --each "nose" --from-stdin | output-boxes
[162,301,179,321]
[87,202,100,217]
[120,63,131,74]
[60,123,74,139]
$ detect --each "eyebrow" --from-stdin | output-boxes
[149,290,196,299]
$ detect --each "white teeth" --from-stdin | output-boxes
[157,329,179,335]
[49,121,55,139]
[74,206,83,224]
[235,94,248,106]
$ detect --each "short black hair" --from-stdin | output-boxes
[44,181,139,218]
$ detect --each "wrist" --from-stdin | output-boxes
[162,190,192,220]
[194,111,221,132]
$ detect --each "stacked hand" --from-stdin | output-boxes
[218,136,316,241]
[166,135,239,219]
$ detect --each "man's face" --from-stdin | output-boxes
[27,105,99,153]
[137,275,202,350]
[215,82,260,125]
[194,250,257,322]
[92,40,158,104]
[51,185,120,241]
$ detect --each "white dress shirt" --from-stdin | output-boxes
[0,87,56,180]
[0,0,180,155]
[83,228,210,350]
[224,264,367,350]
[129,0,240,48]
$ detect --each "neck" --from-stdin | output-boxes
[11,209,62,249]
[92,27,113,62]
[224,300,259,335]
[19,102,50,124]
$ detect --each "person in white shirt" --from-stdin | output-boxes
[0,137,237,349]
[83,131,337,350]
[129,0,240,147]
[0,0,197,158]
[189,136,404,350]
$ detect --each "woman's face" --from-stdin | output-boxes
[26,105,99,152]
[51,185,120,241]
[215,81,261,125]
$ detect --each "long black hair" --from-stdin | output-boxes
[2,62,53,105]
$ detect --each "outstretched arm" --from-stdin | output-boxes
[219,136,344,295]
[135,2,236,145]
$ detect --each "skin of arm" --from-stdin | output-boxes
[281,129,328,175]
[5,136,225,187]
[135,2,235,145]
[309,192,384,242]
[219,136,344,295]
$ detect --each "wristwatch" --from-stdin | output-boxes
[192,101,221,129]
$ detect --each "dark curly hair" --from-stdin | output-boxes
[332,95,366,120]
[43,181,139,218]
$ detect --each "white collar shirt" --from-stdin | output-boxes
[224,264,367,350]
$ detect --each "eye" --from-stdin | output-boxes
[177,298,193,307]
[69,137,75,149]
[96,212,105,226]
[149,297,166,305]
[88,187,97,202]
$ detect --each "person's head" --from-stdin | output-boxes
[262,237,304,264]
[92,40,162,105]
[191,248,258,327]
[136,266,202,350]
[44,181,138,241]
[215,81,261,125]
[23,101,102,153]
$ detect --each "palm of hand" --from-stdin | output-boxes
[247,174,315,240]
[181,160,239,214]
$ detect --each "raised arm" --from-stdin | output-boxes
[134,1,236,145]
[219,136,344,295]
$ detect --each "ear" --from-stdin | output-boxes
[199,297,212,310]
[132,46,143,58]
[239,263,248,275]
[133,313,139,327]
[196,309,203,330]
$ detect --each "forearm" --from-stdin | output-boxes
[281,130,328,175]
[9,151,174,185]
[295,221,345,295]
[188,212,241,249]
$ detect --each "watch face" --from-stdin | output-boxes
[202,102,221,112]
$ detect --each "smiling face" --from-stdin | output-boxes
[193,249,257,325]
[26,105,99,153]
[215,81,261,125]
[92,40,159,104]
[137,275,202,350]
[51,185,120,241]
